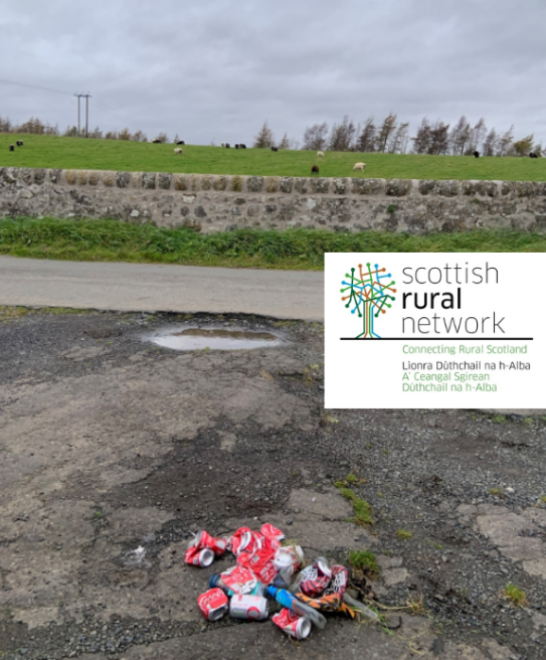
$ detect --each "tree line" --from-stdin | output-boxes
[1,113,543,157]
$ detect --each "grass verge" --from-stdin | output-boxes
[1,218,545,270]
[2,134,546,181]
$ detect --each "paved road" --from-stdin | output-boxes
[0,256,325,321]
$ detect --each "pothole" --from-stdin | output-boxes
[145,327,284,351]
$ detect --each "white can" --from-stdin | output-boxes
[229,594,269,620]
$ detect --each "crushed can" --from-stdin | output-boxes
[185,546,215,567]
[198,588,229,621]
[229,594,269,620]
[260,523,285,543]
[189,530,228,556]
[272,608,312,639]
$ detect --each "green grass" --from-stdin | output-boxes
[337,487,374,526]
[1,218,545,270]
[395,529,413,540]
[348,549,381,578]
[502,583,528,608]
[2,134,546,181]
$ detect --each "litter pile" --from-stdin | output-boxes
[185,523,380,640]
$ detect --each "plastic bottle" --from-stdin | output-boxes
[342,592,379,622]
[266,586,327,629]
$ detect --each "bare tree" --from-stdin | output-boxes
[469,118,487,153]
[328,115,357,151]
[278,132,290,149]
[497,126,514,156]
[412,118,432,154]
[428,121,450,155]
[153,132,168,144]
[131,130,147,142]
[389,122,410,154]
[482,128,498,156]
[355,117,376,152]
[253,121,275,148]
[118,128,132,140]
[375,113,397,152]
[449,116,472,155]
[302,121,329,150]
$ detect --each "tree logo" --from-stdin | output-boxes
[341,263,396,338]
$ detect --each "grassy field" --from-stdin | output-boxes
[1,134,545,181]
[1,218,544,270]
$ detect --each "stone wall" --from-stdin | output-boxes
[1,166,546,233]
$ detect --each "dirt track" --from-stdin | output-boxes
[1,309,545,660]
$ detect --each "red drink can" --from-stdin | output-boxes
[184,546,215,567]
[272,608,311,639]
[198,588,229,621]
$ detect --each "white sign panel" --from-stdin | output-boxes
[325,253,546,409]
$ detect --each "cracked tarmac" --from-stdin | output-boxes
[0,308,545,659]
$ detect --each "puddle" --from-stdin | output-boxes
[146,327,283,351]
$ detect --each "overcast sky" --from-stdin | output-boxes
[1,0,544,146]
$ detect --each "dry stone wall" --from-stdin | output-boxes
[1,166,546,234]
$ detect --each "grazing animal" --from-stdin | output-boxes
[530,152,538,159]
[152,139,161,144]
[225,143,231,148]
[271,146,278,152]
[473,151,480,158]
[311,165,319,174]
[16,140,23,147]
[176,140,185,145]
[9,145,14,151]
[173,148,183,154]
[240,144,247,149]
[220,142,225,147]
[235,144,240,149]
[352,162,366,172]
[317,151,324,158]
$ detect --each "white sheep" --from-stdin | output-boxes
[220,142,225,147]
[317,151,324,158]
[173,147,183,154]
[352,162,366,172]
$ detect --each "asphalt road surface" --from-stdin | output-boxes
[0,256,324,321]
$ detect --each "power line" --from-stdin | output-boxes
[0,77,73,96]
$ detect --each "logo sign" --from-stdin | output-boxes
[325,253,546,409]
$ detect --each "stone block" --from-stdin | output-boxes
[436,180,459,197]
[476,181,498,197]
[190,175,199,191]
[515,181,539,197]
[88,171,100,186]
[386,179,412,196]
[294,178,308,194]
[265,177,279,193]
[247,204,260,217]
[174,174,188,191]
[279,177,293,193]
[247,176,264,192]
[19,168,33,185]
[419,180,437,195]
[33,169,46,185]
[200,175,212,191]
[501,181,515,196]
[142,172,156,189]
[311,178,330,194]
[64,170,76,185]
[194,205,207,218]
[115,171,130,188]
[158,173,172,190]
[213,176,227,191]
[130,172,142,188]
[334,178,349,195]
[77,170,88,185]
[49,169,62,183]
[231,176,243,192]
[352,178,385,195]
[101,171,115,187]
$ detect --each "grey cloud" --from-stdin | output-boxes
[0,0,544,146]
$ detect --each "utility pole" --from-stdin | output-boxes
[74,93,91,137]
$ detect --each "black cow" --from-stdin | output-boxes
[152,139,161,144]
[16,140,23,147]
[473,151,480,158]
[240,144,247,149]
[271,146,278,152]
[225,143,231,148]
[530,152,538,159]
[235,144,239,149]
[311,165,319,174]
[176,140,185,145]
[9,145,14,151]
